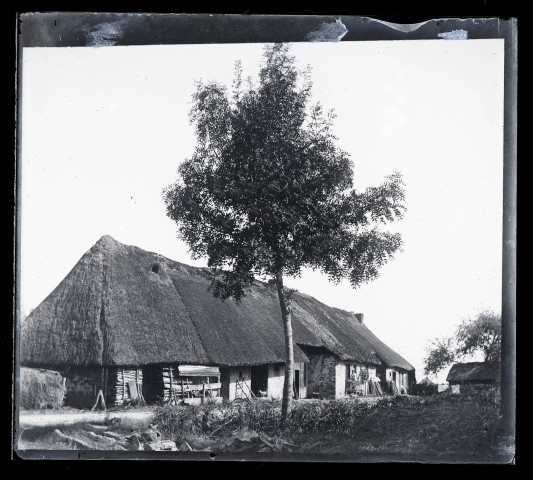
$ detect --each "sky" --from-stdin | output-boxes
[19,39,504,383]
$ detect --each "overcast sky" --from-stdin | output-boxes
[19,39,504,382]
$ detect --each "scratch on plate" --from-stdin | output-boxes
[369,18,430,33]
[437,29,468,40]
[85,19,126,47]
[305,19,348,42]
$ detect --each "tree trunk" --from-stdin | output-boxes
[275,269,294,426]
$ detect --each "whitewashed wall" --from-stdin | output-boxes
[225,367,251,401]
[335,362,347,397]
[267,362,308,399]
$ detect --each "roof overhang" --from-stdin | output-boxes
[177,365,221,377]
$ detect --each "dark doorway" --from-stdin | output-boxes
[250,365,268,397]
[294,369,300,399]
[142,365,163,404]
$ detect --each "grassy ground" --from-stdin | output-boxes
[16,388,512,462]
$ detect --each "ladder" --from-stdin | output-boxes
[235,378,256,401]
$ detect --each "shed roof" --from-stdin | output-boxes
[446,362,500,384]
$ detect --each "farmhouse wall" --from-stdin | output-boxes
[335,362,347,397]
[307,354,337,398]
[267,362,308,399]
[107,367,143,405]
[220,366,252,401]
[294,361,308,399]
[65,367,103,408]
[382,368,411,394]
[268,364,284,399]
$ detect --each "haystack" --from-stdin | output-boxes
[20,367,66,410]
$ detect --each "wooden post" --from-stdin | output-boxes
[91,390,106,411]
[135,368,139,401]
[202,382,206,404]
[169,366,175,405]
[122,368,126,400]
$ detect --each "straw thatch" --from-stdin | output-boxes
[21,235,413,372]
[355,322,415,372]
[446,362,500,384]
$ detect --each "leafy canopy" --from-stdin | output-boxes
[164,44,405,300]
[423,309,502,376]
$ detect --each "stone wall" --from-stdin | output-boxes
[307,354,337,398]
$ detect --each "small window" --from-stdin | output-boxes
[151,263,160,274]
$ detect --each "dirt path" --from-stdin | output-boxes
[18,409,154,428]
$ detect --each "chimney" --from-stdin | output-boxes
[354,313,364,325]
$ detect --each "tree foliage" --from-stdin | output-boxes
[163,44,405,420]
[164,44,405,297]
[423,309,501,376]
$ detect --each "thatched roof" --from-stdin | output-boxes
[446,362,500,384]
[21,236,413,371]
[354,321,415,371]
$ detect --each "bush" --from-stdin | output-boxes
[411,383,439,396]
[19,367,66,410]
[153,398,398,441]
[458,384,500,403]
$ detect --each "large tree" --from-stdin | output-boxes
[423,309,502,376]
[163,44,405,423]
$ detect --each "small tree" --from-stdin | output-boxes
[423,309,502,376]
[164,44,405,424]
[423,337,457,377]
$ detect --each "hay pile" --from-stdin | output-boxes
[20,367,66,410]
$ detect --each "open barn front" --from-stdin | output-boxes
[141,364,222,405]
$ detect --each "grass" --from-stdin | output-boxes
[17,386,509,461]
[152,387,504,458]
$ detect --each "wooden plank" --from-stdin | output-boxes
[177,365,221,377]
[170,382,221,392]
[128,381,139,401]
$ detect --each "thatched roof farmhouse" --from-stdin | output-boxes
[21,236,415,407]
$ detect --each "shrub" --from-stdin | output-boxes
[19,367,66,410]
[153,398,392,441]
[411,383,439,396]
